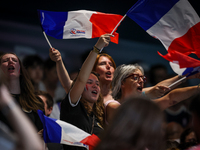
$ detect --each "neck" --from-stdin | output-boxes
[100,82,111,96]
[7,79,21,94]
[118,90,132,104]
[100,83,114,102]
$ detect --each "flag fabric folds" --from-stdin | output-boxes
[126,0,200,57]
[37,110,100,150]
[38,10,123,44]
[126,0,200,75]
[158,51,200,76]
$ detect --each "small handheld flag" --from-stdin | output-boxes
[38,10,123,44]
[37,110,100,150]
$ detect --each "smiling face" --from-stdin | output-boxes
[94,56,115,84]
[82,73,100,105]
[121,69,145,99]
[0,53,21,80]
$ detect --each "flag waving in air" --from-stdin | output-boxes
[126,0,200,57]
[37,110,100,150]
[126,0,200,76]
[158,51,200,76]
[38,10,123,44]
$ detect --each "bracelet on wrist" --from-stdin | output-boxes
[92,46,101,54]
[1,101,16,116]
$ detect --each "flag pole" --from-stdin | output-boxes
[43,31,53,48]
[111,14,127,34]
[168,76,187,89]
[99,14,127,53]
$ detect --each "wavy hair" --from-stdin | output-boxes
[0,53,44,112]
[111,64,144,100]
[71,71,104,127]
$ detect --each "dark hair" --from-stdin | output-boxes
[180,128,195,144]
[35,90,54,109]
[149,64,167,85]
[0,53,44,112]
[189,93,200,118]
[95,96,165,150]
[44,57,56,70]
[22,55,44,69]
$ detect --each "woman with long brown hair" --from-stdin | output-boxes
[53,34,112,150]
[0,52,44,131]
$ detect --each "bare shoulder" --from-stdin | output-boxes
[107,101,120,109]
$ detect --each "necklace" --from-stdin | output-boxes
[91,114,95,134]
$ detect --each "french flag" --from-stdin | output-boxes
[38,10,123,44]
[158,51,200,76]
[126,0,200,75]
[37,110,100,150]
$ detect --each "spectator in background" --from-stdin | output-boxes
[35,90,53,117]
[35,90,63,150]
[94,96,165,150]
[187,93,200,150]
[148,64,168,86]
[40,58,66,102]
[166,122,184,143]
[179,128,198,150]
[0,70,44,150]
[22,54,44,91]
[0,53,44,132]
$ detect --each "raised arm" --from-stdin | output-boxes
[49,48,73,94]
[153,85,199,110]
[70,34,112,104]
[143,72,200,99]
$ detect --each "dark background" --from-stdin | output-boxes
[0,0,199,85]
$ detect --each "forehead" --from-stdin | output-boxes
[88,73,99,81]
[1,54,18,59]
[98,56,112,63]
[132,69,143,75]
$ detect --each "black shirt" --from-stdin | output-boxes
[0,94,43,132]
[60,94,103,150]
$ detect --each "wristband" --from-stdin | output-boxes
[1,101,16,116]
[92,46,100,54]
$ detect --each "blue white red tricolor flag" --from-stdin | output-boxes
[37,110,100,150]
[38,10,123,44]
[126,0,200,75]
[158,51,200,76]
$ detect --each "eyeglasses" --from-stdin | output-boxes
[125,73,147,83]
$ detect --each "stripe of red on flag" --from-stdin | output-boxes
[158,50,200,68]
[90,12,123,44]
[80,134,100,150]
[168,22,200,58]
